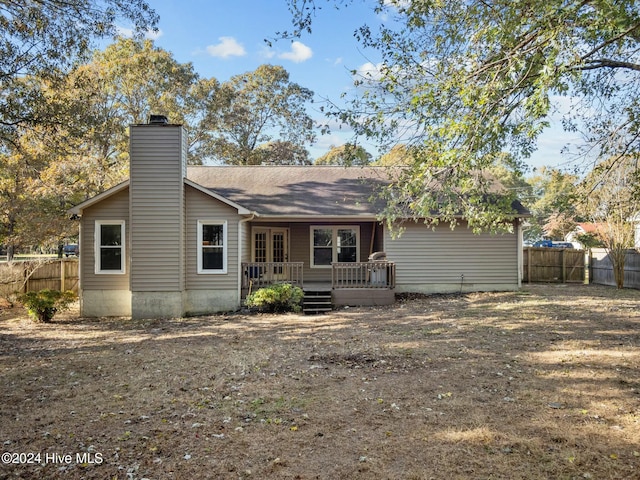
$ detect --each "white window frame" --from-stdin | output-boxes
[197,220,227,274]
[94,220,126,274]
[310,225,360,268]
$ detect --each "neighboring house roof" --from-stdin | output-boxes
[186,165,389,217]
[574,223,602,235]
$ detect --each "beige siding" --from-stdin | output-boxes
[384,221,519,291]
[80,189,130,291]
[240,219,252,264]
[185,186,241,290]
[129,125,186,292]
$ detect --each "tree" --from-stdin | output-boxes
[315,143,372,166]
[526,167,580,241]
[578,157,640,288]
[0,73,89,260]
[68,38,219,172]
[283,0,640,230]
[375,144,416,166]
[255,141,311,165]
[211,65,316,165]
[0,0,158,145]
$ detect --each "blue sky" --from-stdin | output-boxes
[130,0,574,169]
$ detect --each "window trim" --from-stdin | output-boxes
[94,220,126,275]
[197,220,227,274]
[309,225,360,268]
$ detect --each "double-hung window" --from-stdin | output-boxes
[95,220,125,274]
[310,226,359,267]
[198,220,227,274]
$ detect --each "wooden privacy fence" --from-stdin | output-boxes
[590,248,640,289]
[0,259,79,297]
[522,247,587,284]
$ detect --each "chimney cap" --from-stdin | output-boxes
[148,114,169,125]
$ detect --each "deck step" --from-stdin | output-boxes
[303,289,333,314]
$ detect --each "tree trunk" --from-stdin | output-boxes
[609,247,626,289]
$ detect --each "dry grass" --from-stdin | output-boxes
[1,284,639,479]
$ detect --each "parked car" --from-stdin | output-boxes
[532,240,574,249]
[63,244,79,257]
[551,242,574,249]
[533,240,553,247]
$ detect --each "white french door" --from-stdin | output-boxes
[252,228,289,280]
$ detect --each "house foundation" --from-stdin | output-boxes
[131,292,185,319]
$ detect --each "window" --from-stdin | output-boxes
[95,221,125,274]
[198,220,227,274]
[310,226,359,267]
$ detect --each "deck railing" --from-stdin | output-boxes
[241,262,304,291]
[332,261,396,289]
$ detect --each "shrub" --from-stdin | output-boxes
[245,283,304,313]
[18,289,76,323]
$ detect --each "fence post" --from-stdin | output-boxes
[60,259,65,291]
[526,247,531,284]
[23,263,28,293]
[584,250,590,284]
[561,249,567,283]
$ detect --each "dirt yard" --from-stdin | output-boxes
[1,284,639,479]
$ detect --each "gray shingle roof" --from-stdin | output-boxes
[186,165,389,217]
[185,165,530,218]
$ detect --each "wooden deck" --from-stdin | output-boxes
[241,261,396,309]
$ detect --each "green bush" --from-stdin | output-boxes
[245,283,304,313]
[18,289,76,323]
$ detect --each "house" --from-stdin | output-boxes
[70,119,530,319]
[564,222,603,249]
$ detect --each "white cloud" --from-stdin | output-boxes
[383,0,411,9]
[206,37,246,59]
[278,41,313,63]
[115,26,163,40]
[145,29,163,41]
[354,62,385,82]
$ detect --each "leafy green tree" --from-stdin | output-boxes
[212,65,316,165]
[283,0,640,230]
[375,144,415,166]
[0,71,90,260]
[0,0,158,144]
[255,141,311,165]
[526,167,580,241]
[72,38,221,171]
[578,157,640,288]
[315,143,372,166]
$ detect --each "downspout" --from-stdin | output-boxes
[238,213,257,306]
[517,218,523,289]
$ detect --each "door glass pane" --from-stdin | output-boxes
[254,232,267,262]
[272,232,284,263]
